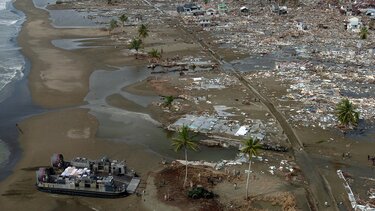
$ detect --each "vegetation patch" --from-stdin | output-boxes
[188,187,214,199]
[154,164,225,211]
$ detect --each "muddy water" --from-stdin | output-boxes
[48,9,113,28]
[51,38,105,50]
[229,46,304,72]
[84,66,238,162]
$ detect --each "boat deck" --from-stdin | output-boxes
[126,178,141,194]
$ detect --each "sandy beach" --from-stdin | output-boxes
[0,0,169,210]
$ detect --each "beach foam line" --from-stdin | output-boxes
[0,19,17,26]
[0,63,25,90]
[0,46,22,51]
[84,104,162,126]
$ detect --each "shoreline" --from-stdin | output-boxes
[0,0,43,181]
[0,0,170,210]
[0,57,44,181]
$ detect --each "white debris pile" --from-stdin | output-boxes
[184,74,238,90]
[168,114,266,140]
[215,155,250,170]
[175,154,253,170]
[268,160,294,175]
[176,160,216,169]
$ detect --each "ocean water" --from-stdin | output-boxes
[0,139,10,168]
[0,0,25,166]
[48,9,115,28]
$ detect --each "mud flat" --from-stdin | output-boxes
[0,0,161,210]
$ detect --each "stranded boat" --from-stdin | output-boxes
[35,154,140,198]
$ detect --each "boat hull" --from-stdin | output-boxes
[36,185,128,198]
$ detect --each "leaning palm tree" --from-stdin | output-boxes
[240,137,262,199]
[128,38,142,59]
[171,125,199,187]
[359,26,369,39]
[138,24,149,39]
[108,19,118,34]
[336,98,360,128]
[118,14,128,27]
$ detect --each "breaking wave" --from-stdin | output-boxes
[0,0,26,103]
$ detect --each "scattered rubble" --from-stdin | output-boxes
[247,61,375,129]
[338,170,375,210]
[53,0,375,133]
[168,114,266,141]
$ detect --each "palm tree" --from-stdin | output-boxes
[138,24,149,39]
[148,48,161,59]
[171,125,199,187]
[118,14,128,27]
[359,26,368,39]
[109,19,118,34]
[129,38,142,59]
[240,138,262,199]
[336,98,360,128]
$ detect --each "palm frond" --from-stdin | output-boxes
[171,125,199,152]
[138,24,149,39]
[241,137,262,158]
[335,98,360,127]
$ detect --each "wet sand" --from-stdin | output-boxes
[0,0,172,210]
[15,1,132,108]
[0,108,167,210]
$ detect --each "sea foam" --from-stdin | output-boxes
[0,19,17,26]
[0,0,26,103]
[0,0,9,10]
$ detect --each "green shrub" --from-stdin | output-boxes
[188,187,214,199]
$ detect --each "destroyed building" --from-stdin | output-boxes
[177,3,202,14]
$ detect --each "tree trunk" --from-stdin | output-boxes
[184,147,188,188]
[245,159,252,199]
